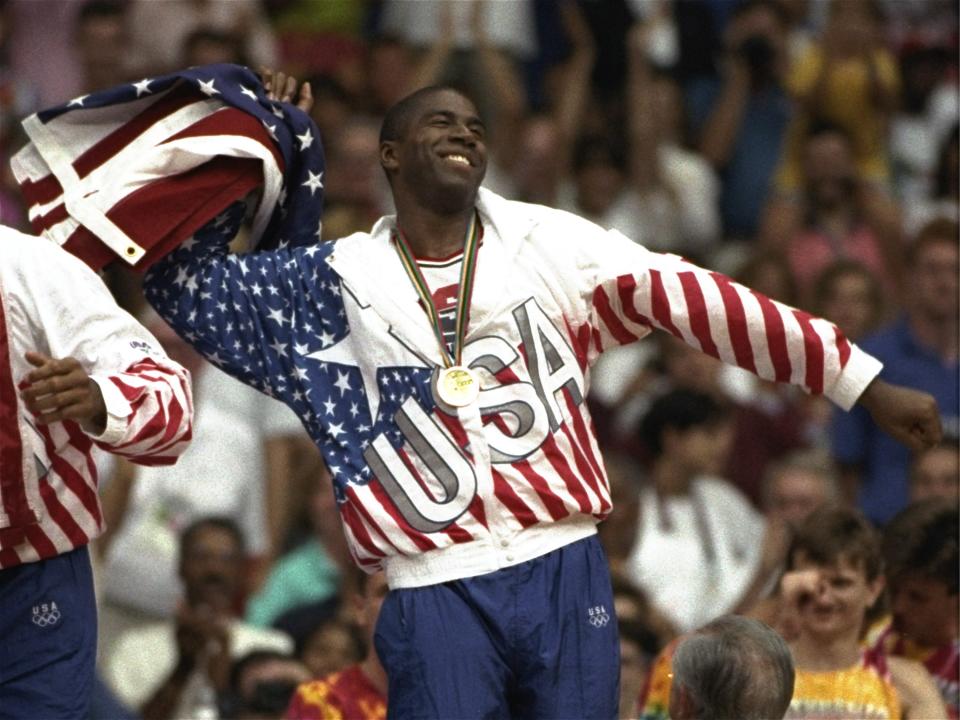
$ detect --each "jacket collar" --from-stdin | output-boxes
[325,188,537,366]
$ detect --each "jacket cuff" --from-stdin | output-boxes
[826,344,884,411]
[83,375,131,444]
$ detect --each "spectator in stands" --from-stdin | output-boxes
[906,124,960,236]
[687,0,792,239]
[286,572,389,720]
[376,0,536,68]
[762,122,901,304]
[763,449,838,532]
[506,2,594,209]
[181,27,247,68]
[97,312,304,642]
[875,499,959,718]
[293,606,362,682]
[321,116,394,240]
[225,650,310,720]
[127,0,276,76]
[669,615,795,720]
[812,259,886,343]
[623,389,769,632]
[891,45,958,231]
[610,572,674,720]
[832,219,959,523]
[105,517,292,720]
[910,437,960,504]
[780,505,946,719]
[623,21,721,257]
[75,0,135,94]
[776,0,899,191]
[245,468,347,629]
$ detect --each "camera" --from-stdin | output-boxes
[738,35,775,76]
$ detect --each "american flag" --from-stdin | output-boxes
[10,63,324,271]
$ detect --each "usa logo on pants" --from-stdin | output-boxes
[31,602,61,627]
[587,605,609,628]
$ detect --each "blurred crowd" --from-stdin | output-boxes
[0,0,957,719]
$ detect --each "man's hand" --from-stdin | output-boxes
[857,377,942,452]
[174,604,231,689]
[21,352,106,434]
[258,67,313,114]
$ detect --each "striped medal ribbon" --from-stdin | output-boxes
[394,212,481,407]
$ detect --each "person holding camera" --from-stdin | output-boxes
[688,0,792,241]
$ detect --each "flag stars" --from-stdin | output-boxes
[251,282,263,296]
[197,78,219,96]
[302,170,324,196]
[132,79,153,97]
[328,422,345,439]
[239,85,258,101]
[269,339,289,358]
[297,127,314,150]
[266,306,286,325]
[68,94,90,107]
[323,397,336,416]
[333,370,352,396]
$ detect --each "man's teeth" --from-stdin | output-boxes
[446,155,470,166]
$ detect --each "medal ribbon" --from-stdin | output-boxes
[393,212,481,368]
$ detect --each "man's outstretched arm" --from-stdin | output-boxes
[566,219,942,452]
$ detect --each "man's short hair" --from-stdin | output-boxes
[762,448,839,509]
[786,505,882,581]
[639,389,727,459]
[883,498,959,595]
[179,515,246,560]
[379,85,471,144]
[671,615,795,720]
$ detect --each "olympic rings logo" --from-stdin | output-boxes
[31,603,61,627]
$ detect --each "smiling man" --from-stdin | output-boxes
[142,83,941,718]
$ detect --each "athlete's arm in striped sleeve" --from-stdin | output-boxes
[142,202,341,404]
[580,226,881,410]
[8,229,193,465]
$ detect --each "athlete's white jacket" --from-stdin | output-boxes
[0,225,193,567]
[144,188,882,588]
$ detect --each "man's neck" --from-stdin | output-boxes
[396,206,474,260]
[909,309,959,363]
[652,459,693,497]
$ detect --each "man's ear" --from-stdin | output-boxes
[380,141,399,173]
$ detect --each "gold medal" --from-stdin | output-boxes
[394,212,483,411]
[436,365,479,407]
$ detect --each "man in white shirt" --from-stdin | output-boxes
[106,516,292,720]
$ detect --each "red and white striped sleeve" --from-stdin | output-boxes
[88,355,193,465]
[5,226,194,464]
[583,228,883,410]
